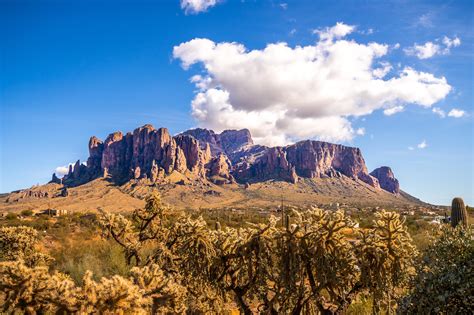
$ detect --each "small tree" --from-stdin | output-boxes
[399,226,474,314]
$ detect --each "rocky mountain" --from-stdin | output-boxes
[53,124,400,195]
[370,166,400,194]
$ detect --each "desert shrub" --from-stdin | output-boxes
[52,239,129,284]
[0,226,54,268]
[398,226,474,313]
[21,209,34,217]
[5,212,17,220]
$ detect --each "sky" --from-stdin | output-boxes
[1,0,473,205]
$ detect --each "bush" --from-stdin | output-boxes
[399,226,474,313]
[21,209,34,217]
[5,213,17,220]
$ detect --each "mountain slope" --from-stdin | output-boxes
[0,124,427,212]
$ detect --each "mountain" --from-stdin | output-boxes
[55,124,387,190]
[1,124,426,212]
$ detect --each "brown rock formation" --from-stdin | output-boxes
[285,141,379,188]
[237,147,298,184]
[208,153,234,184]
[53,124,393,191]
[50,173,62,184]
[175,135,211,176]
[101,131,129,178]
[370,167,400,194]
[87,136,103,174]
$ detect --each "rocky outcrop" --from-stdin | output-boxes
[50,173,62,184]
[51,124,398,191]
[175,135,211,176]
[181,128,258,162]
[87,136,103,174]
[181,128,222,155]
[56,125,222,186]
[101,131,130,178]
[208,153,234,184]
[236,147,298,184]
[370,167,400,194]
[219,129,253,155]
[284,141,379,188]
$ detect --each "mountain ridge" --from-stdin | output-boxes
[50,124,399,194]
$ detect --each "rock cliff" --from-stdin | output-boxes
[54,124,400,194]
[370,166,400,194]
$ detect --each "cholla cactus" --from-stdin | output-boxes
[451,197,468,228]
[357,210,417,314]
[0,226,54,267]
[0,226,39,261]
[0,260,79,313]
[131,264,188,314]
[79,271,150,314]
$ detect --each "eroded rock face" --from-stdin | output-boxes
[236,147,298,184]
[219,129,253,155]
[208,153,234,184]
[181,128,222,155]
[181,128,257,162]
[175,135,211,176]
[54,124,393,190]
[285,141,379,188]
[87,136,103,174]
[101,131,129,178]
[370,167,400,194]
[50,173,62,184]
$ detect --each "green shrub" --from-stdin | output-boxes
[399,226,474,313]
[21,209,34,217]
[5,213,17,220]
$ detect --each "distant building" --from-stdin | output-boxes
[37,209,68,217]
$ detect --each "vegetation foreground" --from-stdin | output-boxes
[0,194,472,314]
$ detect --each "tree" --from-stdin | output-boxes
[399,226,474,314]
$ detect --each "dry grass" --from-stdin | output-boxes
[0,176,422,214]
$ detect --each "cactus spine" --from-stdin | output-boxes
[451,197,468,228]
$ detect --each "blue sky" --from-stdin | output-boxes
[1,0,472,205]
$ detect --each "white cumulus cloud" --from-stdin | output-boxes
[55,164,73,178]
[442,36,461,48]
[448,108,465,118]
[384,105,404,116]
[404,42,440,59]
[356,128,366,136]
[405,36,461,59]
[180,0,220,15]
[54,161,87,178]
[173,23,452,146]
[432,107,446,118]
[417,140,428,149]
